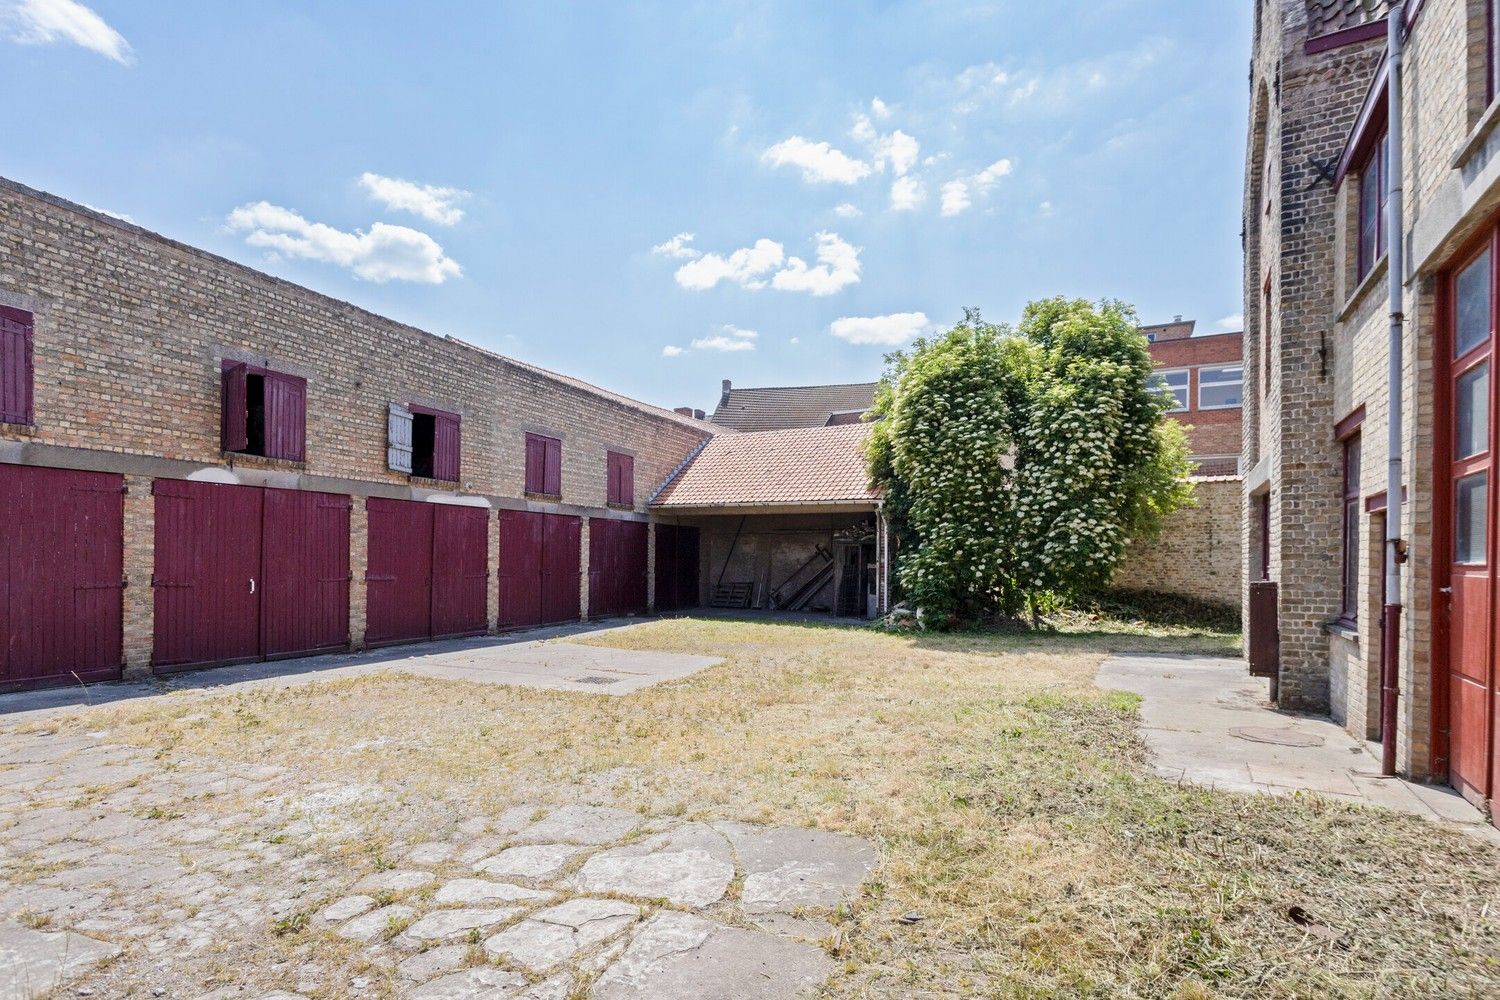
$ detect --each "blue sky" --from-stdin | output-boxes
[1,0,1250,413]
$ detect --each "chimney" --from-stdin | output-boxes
[721,379,732,394]
[1173,314,1183,323]
[674,406,693,417]
[694,409,706,420]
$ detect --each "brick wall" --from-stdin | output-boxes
[1150,331,1243,463]
[0,178,716,675]
[1112,476,1243,609]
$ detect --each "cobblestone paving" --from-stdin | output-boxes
[0,725,876,999]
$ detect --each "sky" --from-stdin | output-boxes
[0,0,1251,413]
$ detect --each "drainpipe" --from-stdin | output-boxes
[1380,3,1406,778]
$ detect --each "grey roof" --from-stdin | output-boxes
[709,382,878,432]
[1305,0,1388,37]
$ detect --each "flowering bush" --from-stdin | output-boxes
[867,300,1193,628]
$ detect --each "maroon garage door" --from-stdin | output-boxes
[366,499,489,647]
[498,510,580,629]
[588,519,648,618]
[153,481,350,670]
[1,465,124,689]
[654,524,700,613]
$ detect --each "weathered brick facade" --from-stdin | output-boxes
[1249,0,1500,792]
[1113,475,1243,608]
[0,178,717,677]
[1148,328,1245,473]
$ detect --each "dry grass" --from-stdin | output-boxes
[38,615,1500,999]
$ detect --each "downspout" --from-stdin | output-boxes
[1380,3,1406,778]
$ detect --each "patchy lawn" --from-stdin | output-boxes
[18,615,1500,999]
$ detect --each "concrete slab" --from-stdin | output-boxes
[0,921,121,1000]
[0,620,722,721]
[1098,653,1494,837]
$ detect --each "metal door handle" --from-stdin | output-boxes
[250,578,257,594]
[1439,587,1452,594]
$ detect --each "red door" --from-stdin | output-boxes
[541,514,581,624]
[366,498,434,647]
[262,489,351,659]
[0,465,124,689]
[432,505,489,639]
[153,480,263,670]
[498,509,544,629]
[589,519,647,618]
[1445,242,1497,804]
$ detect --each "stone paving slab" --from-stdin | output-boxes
[1098,653,1496,839]
[0,921,121,1000]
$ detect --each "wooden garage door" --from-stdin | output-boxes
[153,480,264,670]
[366,498,434,647]
[432,505,489,640]
[1,465,124,689]
[498,510,580,629]
[262,489,351,659]
[589,519,647,618]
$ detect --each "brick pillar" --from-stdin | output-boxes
[486,507,499,633]
[121,474,155,679]
[579,515,591,621]
[645,521,656,613]
[350,497,368,650]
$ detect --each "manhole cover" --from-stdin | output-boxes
[1229,726,1325,747]
[573,675,619,686]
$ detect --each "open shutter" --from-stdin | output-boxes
[387,403,414,474]
[433,412,461,482]
[263,373,307,461]
[544,437,562,496]
[220,363,249,453]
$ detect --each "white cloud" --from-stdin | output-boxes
[674,238,785,291]
[973,158,1014,189]
[692,325,758,352]
[661,344,685,357]
[830,312,930,346]
[225,201,462,284]
[6,0,132,63]
[789,336,801,345]
[1038,200,1054,216]
[940,180,971,218]
[82,202,133,224]
[1218,313,1245,331]
[889,175,926,211]
[771,232,861,296]
[652,232,701,259]
[873,129,920,176]
[833,203,862,218]
[761,137,871,184]
[870,97,892,120]
[358,172,469,226]
[849,115,877,144]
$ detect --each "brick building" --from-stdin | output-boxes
[1246,0,1500,813]
[1142,318,1245,476]
[0,176,903,692]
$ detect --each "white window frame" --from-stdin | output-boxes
[1153,368,1190,412]
[1197,365,1243,411]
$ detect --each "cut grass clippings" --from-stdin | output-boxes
[33,614,1500,999]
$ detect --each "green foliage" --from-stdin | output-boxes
[868,299,1194,628]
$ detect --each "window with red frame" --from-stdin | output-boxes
[1340,433,1362,623]
[606,451,634,506]
[524,432,562,496]
[221,361,306,461]
[0,305,34,426]
[1357,130,1389,281]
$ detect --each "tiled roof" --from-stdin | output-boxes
[1306,0,1388,37]
[710,382,877,432]
[651,423,878,508]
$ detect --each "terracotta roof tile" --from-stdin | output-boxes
[651,423,878,508]
[1305,0,1388,37]
[710,382,877,432]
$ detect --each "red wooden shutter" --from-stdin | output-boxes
[618,453,634,506]
[433,412,461,482]
[544,436,562,496]
[525,434,546,493]
[605,452,619,505]
[263,372,307,461]
[0,306,33,425]
[220,363,249,452]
